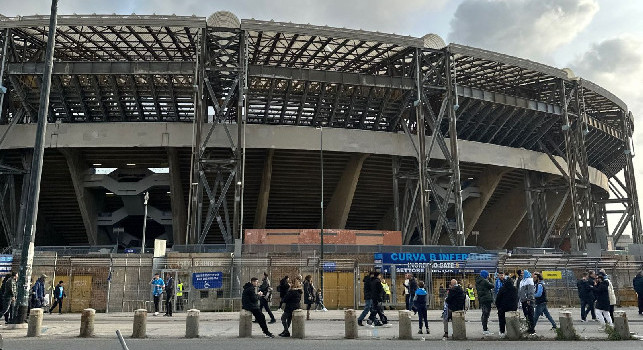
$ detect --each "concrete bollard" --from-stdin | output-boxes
[79,308,96,337]
[186,309,200,338]
[451,310,467,340]
[292,309,306,339]
[505,311,522,340]
[132,309,147,338]
[239,310,253,338]
[344,309,358,339]
[613,311,632,340]
[27,308,43,337]
[559,311,576,340]
[398,310,413,340]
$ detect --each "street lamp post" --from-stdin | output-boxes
[141,191,149,253]
[318,126,324,300]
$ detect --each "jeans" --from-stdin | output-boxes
[165,294,173,315]
[49,298,63,314]
[638,294,643,314]
[580,299,596,320]
[405,294,410,310]
[443,309,452,335]
[417,307,428,329]
[249,308,270,334]
[480,302,491,331]
[368,300,386,323]
[521,301,535,333]
[281,310,293,333]
[498,310,507,334]
[260,298,275,321]
[358,299,372,322]
[534,302,556,328]
[153,295,160,313]
[1,298,14,322]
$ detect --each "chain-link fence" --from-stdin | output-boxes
[9,248,643,313]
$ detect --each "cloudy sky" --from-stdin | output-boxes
[4,0,643,235]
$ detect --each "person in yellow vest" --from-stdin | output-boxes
[176,280,184,311]
[381,279,391,308]
[466,283,476,309]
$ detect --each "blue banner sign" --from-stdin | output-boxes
[323,262,336,272]
[192,272,223,289]
[374,252,497,274]
[0,255,12,273]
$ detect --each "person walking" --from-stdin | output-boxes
[367,272,387,326]
[314,288,327,311]
[1,272,17,324]
[303,275,315,320]
[277,275,289,310]
[577,272,595,322]
[164,273,174,316]
[403,274,411,310]
[48,280,66,314]
[259,272,276,323]
[476,270,494,335]
[30,274,46,309]
[533,272,557,330]
[409,274,418,309]
[466,283,476,309]
[242,277,274,338]
[414,280,429,334]
[150,273,165,316]
[443,279,465,339]
[495,273,518,338]
[634,270,643,315]
[594,274,613,327]
[587,270,598,321]
[358,271,374,326]
[518,270,536,335]
[598,270,617,320]
[279,279,303,337]
[438,283,447,305]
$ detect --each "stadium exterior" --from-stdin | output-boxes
[0,11,640,254]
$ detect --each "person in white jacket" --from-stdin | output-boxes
[518,270,536,335]
[599,270,617,319]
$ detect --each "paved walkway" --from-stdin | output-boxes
[2,307,642,341]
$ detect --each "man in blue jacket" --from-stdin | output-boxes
[48,281,66,314]
[150,273,165,316]
[533,272,557,329]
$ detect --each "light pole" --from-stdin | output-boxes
[141,191,149,253]
[317,126,324,299]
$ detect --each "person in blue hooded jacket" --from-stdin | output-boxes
[413,280,429,334]
[533,272,557,330]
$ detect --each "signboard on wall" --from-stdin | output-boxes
[541,271,562,279]
[374,252,497,274]
[192,272,223,289]
[0,255,13,273]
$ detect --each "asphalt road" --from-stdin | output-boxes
[2,338,642,350]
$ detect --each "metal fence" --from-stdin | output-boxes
[10,249,643,313]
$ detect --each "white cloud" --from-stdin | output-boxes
[448,0,599,60]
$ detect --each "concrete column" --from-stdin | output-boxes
[132,309,147,338]
[186,309,200,338]
[613,311,632,340]
[324,153,369,229]
[505,311,522,340]
[79,308,95,337]
[475,178,527,249]
[60,148,100,245]
[559,311,576,340]
[464,166,507,240]
[254,149,274,229]
[451,310,466,340]
[26,308,43,337]
[168,148,187,245]
[292,309,306,339]
[398,310,412,340]
[344,309,358,339]
[239,310,252,338]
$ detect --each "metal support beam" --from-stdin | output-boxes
[254,148,274,229]
[168,147,187,245]
[60,148,99,245]
[324,153,369,229]
[463,166,507,240]
[8,61,195,75]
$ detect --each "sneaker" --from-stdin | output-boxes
[322,308,328,312]
[279,332,290,337]
[374,320,383,327]
[551,326,557,330]
[153,312,159,316]
[418,329,423,334]
[580,319,587,323]
[482,330,494,336]
[358,320,364,326]
[366,319,373,325]
[264,332,275,338]
[442,333,449,340]
[592,319,599,322]
[269,319,276,324]
[499,333,506,339]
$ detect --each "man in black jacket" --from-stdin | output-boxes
[357,271,373,326]
[367,272,387,326]
[242,277,274,338]
[259,272,276,324]
[634,270,643,315]
[48,281,66,314]
[164,273,174,316]
[576,272,596,321]
[443,278,465,339]
[495,274,518,338]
